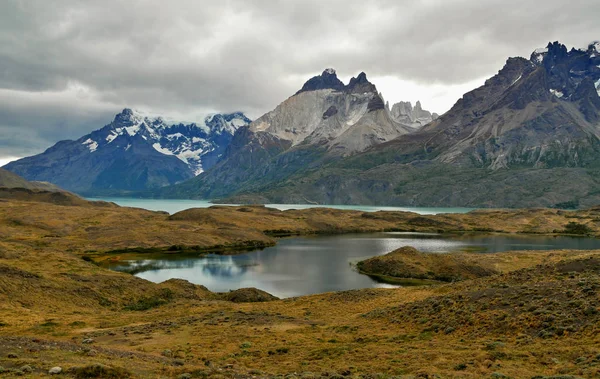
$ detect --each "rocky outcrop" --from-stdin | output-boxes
[356,246,498,282]
[389,101,439,129]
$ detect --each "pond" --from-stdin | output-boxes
[104,232,600,298]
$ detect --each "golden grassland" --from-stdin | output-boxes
[0,196,600,378]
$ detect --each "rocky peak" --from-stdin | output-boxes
[206,112,252,135]
[345,72,377,94]
[543,41,569,68]
[295,68,345,95]
[525,40,600,104]
[345,72,385,111]
[113,108,142,126]
[390,101,438,129]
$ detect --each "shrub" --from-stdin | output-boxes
[563,222,593,235]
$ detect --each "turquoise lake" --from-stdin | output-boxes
[87,197,475,215]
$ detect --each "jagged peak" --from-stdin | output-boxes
[112,108,148,126]
[295,68,345,95]
[530,41,569,65]
[112,108,250,130]
[529,40,600,66]
[546,41,568,56]
[389,100,438,127]
[354,72,368,82]
[346,71,378,95]
[295,69,383,97]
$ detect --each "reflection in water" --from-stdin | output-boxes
[105,233,600,298]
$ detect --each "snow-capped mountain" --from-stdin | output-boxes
[3,109,251,195]
[86,109,251,175]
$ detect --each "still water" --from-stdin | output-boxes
[87,197,475,215]
[105,232,600,298]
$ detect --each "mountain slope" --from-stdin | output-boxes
[217,41,600,208]
[160,70,434,199]
[4,109,251,195]
[399,41,600,169]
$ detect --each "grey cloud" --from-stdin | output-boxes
[1,0,600,158]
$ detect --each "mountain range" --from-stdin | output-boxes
[158,69,438,200]
[162,41,600,208]
[4,109,251,195]
[4,41,600,208]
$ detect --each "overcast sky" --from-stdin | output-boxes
[1,0,600,165]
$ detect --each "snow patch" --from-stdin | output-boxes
[595,79,600,96]
[532,48,547,64]
[124,124,141,136]
[231,118,248,127]
[176,148,206,169]
[324,68,336,75]
[511,74,522,86]
[166,133,184,139]
[535,54,544,63]
[106,133,118,143]
[125,144,131,151]
[82,138,98,152]
[152,143,174,156]
[550,89,564,98]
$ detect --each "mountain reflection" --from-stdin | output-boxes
[111,255,256,278]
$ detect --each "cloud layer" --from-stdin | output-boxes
[2,0,600,159]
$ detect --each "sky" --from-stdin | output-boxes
[1,0,600,165]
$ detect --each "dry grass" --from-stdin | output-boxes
[357,246,499,282]
[1,197,600,378]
